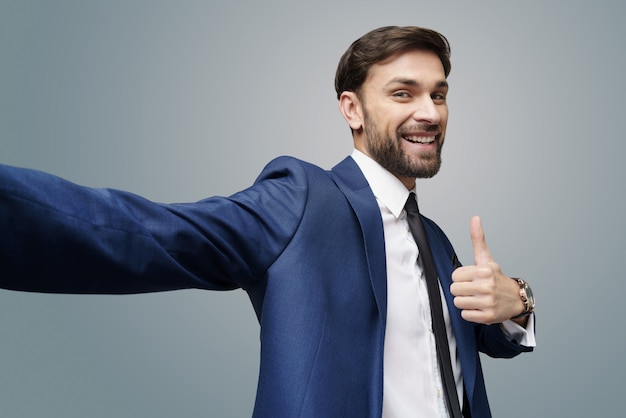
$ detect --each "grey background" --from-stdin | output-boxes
[1,1,624,417]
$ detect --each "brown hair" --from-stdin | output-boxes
[334,26,451,100]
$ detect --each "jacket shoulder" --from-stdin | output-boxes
[256,156,329,180]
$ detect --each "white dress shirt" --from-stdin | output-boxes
[351,149,535,418]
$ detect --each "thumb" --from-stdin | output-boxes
[471,216,493,265]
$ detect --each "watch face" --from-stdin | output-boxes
[524,283,535,306]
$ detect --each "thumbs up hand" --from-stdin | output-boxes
[450,216,525,325]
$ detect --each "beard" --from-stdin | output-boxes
[363,112,443,179]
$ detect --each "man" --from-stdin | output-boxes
[0,26,535,417]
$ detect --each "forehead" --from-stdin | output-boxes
[365,49,446,87]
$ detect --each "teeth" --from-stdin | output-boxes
[404,135,435,144]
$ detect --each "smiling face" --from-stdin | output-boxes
[339,49,449,189]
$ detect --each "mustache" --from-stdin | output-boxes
[398,124,441,135]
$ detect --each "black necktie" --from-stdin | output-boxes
[404,193,463,418]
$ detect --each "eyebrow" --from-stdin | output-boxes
[385,78,449,89]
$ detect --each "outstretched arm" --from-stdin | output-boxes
[0,159,306,295]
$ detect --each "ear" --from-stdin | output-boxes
[338,91,364,131]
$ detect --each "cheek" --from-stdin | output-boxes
[439,108,449,127]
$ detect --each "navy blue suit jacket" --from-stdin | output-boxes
[0,156,532,417]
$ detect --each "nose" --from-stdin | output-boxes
[412,95,440,125]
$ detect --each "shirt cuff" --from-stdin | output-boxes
[501,314,536,347]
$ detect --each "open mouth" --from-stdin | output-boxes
[401,134,437,144]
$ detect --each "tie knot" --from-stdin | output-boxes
[404,192,419,214]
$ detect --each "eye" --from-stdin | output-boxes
[431,92,447,103]
[392,91,411,99]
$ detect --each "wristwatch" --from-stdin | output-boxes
[511,278,535,319]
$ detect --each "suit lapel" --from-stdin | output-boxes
[331,157,387,324]
[423,220,478,405]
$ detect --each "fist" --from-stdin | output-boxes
[450,216,524,324]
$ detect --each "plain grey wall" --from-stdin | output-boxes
[1,1,624,417]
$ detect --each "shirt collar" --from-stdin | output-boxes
[351,149,415,219]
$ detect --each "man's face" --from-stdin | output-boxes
[354,49,449,188]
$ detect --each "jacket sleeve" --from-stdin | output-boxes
[0,157,307,294]
[475,323,534,358]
